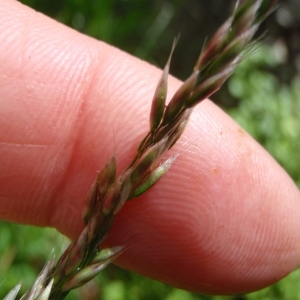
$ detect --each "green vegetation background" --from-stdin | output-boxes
[1,1,299,299]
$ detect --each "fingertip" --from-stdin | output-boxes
[105,101,300,294]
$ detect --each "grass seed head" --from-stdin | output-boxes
[17,1,278,298]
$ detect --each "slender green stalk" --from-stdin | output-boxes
[6,1,278,299]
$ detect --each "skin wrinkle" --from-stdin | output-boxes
[47,53,101,229]
[48,45,138,231]
[53,52,122,232]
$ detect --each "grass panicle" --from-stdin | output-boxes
[6,1,278,299]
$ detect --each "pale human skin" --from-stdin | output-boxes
[1,0,300,295]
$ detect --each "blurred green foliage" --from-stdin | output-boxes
[1,0,299,299]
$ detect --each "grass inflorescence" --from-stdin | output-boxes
[6,1,278,299]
